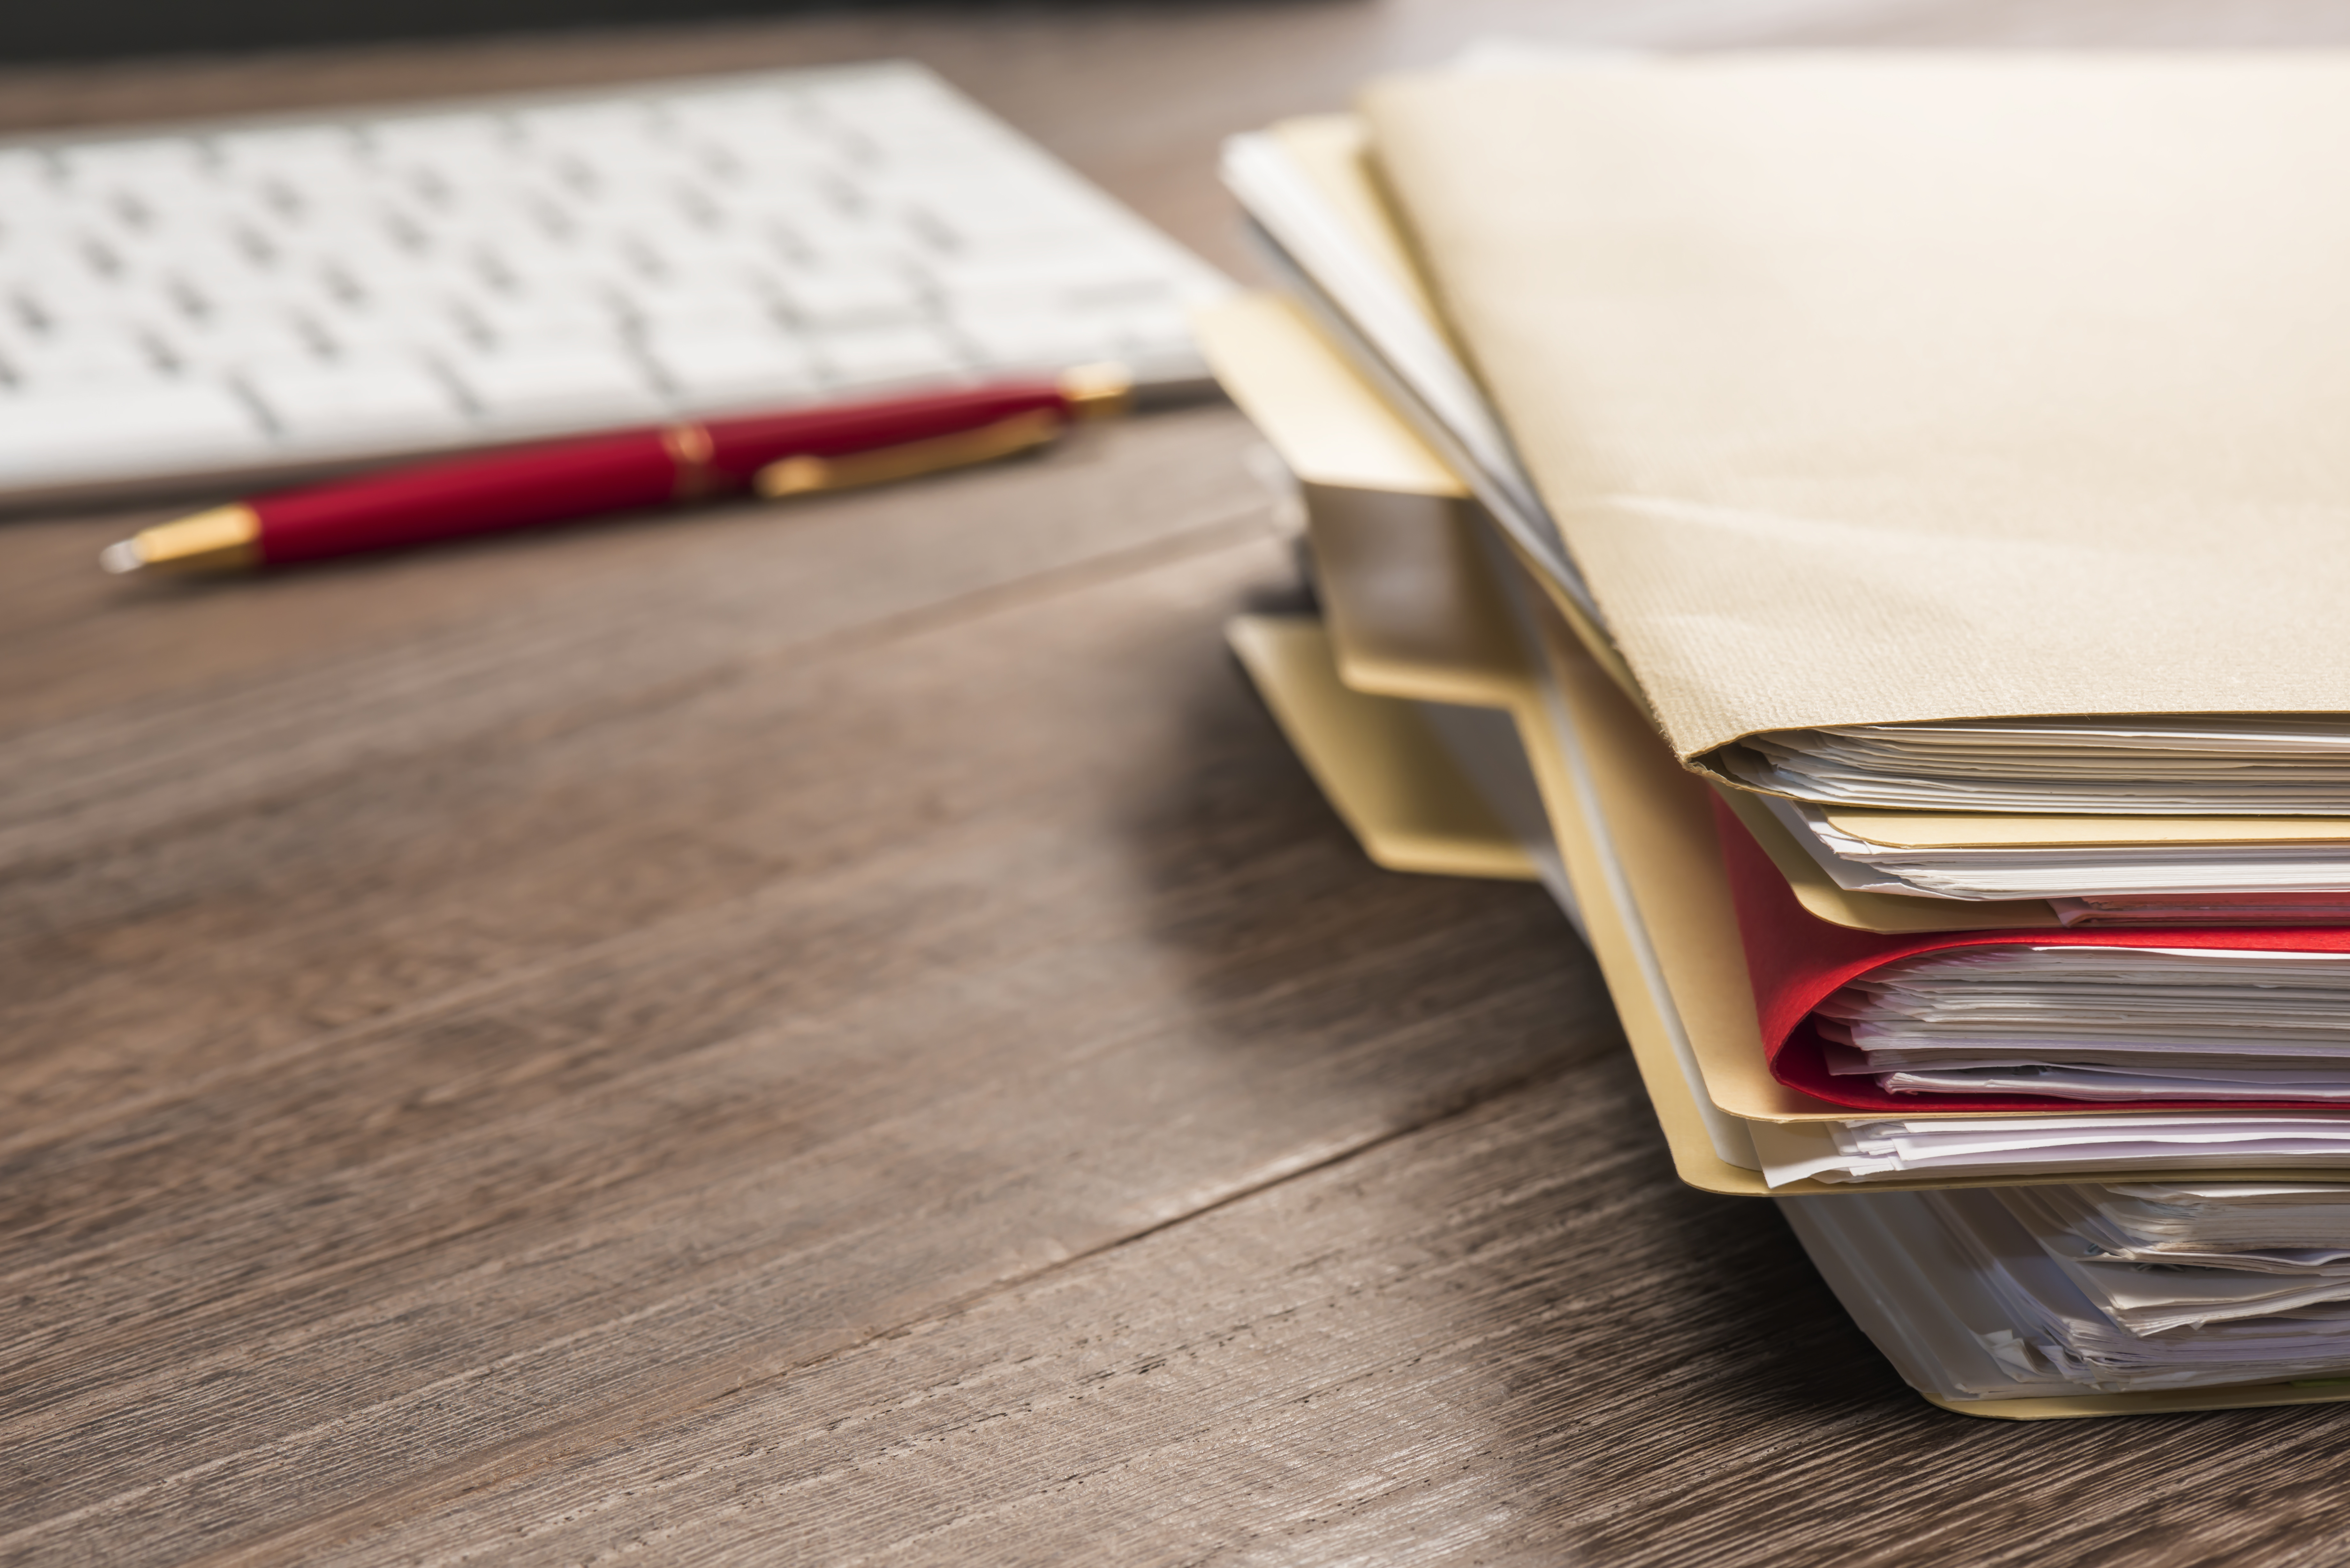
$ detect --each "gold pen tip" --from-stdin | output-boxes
[103,504,263,575]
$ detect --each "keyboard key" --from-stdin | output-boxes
[56,137,212,191]
[150,229,274,287]
[644,229,791,280]
[167,313,320,374]
[643,323,818,406]
[365,113,513,162]
[13,260,141,326]
[629,285,777,339]
[571,173,701,225]
[215,125,363,174]
[0,150,56,209]
[926,251,1181,313]
[243,360,471,444]
[313,303,480,364]
[326,248,482,312]
[512,102,664,148]
[662,90,794,137]
[3,323,160,386]
[0,382,269,485]
[715,149,839,197]
[1111,298,1198,345]
[0,230,89,286]
[951,310,1121,373]
[907,182,1112,246]
[450,340,667,425]
[474,289,631,343]
[772,269,923,330]
[811,322,966,387]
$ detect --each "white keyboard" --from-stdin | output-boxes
[0,62,1230,504]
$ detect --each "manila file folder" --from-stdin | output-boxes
[1198,289,2350,1419]
[1195,289,2350,1197]
[1359,56,2350,780]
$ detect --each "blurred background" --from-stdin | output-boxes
[19,0,2350,66]
[1,0,991,61]
[9,0,2350,363]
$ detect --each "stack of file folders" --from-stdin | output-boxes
[1200,51,2350,1418]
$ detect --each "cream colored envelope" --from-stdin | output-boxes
[1264,87,2350,843]
[1361,54,2350,774]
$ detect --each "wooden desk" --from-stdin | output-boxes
[10,4,2350,1563]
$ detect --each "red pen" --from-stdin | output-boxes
[99,364,1133,575]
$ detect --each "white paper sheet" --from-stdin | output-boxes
[1729,717,2350,815]
[1788,1183,2350,1396]
[1753,1114,2350,1187]
[1821,945,2350,1102]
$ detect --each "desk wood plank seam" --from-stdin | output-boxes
[172,1059,1596,1568]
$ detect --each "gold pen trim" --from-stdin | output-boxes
[754,408,1066,500]
[1058,361,1134,420]
[752,365,1134,501]
[101,504,263,575]
[661,422,719,501]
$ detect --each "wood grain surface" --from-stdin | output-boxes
[11,3,2350,1564]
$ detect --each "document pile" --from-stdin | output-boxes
[1202,51,2350,1417]
[1723,720,2350,817]
[1819,946,2350,1101]
[1787,1184,2350,1396]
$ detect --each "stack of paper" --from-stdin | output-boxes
[1725,720,2350,817]
[1764,795,2350,911]
[1200,50,2350,1417]
[1819,947,2350,1100]
[2049,1181,2350,1254]
[1787,1186,2350,1397]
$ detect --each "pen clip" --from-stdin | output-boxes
[754,408,1066,500]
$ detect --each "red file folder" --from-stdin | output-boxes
[1712,796,2350,1113]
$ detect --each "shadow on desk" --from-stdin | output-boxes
[1101,592,1927,1489]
